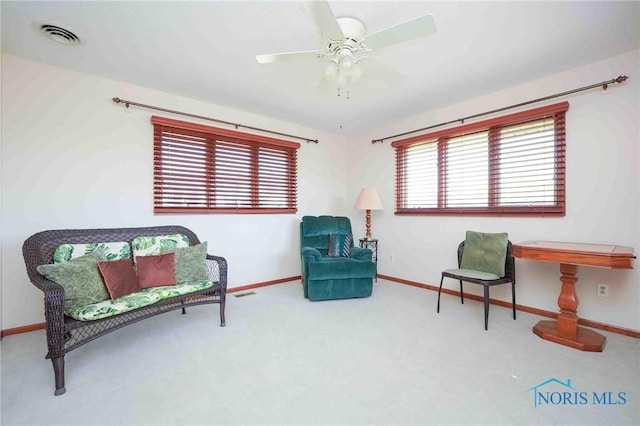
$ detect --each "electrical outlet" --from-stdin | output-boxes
[389,254,395,263]
[597,283,609,297]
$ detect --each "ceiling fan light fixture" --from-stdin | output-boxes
[325,60,339,78]
[341,54,354,71]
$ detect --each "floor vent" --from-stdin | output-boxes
[234,291,257,298]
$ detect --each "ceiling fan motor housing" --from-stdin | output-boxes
[337,17,366,43]
[326,18,367,68]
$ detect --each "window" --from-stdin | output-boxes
[152,116,299,214]
[393,102,568,216]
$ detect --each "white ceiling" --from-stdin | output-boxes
[2,1,639,135]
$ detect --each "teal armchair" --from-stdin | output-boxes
[300,216,375,301]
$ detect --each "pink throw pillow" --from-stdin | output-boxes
[97,258,141,299]
[136,252,177,288]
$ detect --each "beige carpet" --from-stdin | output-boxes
[2,280,639,425]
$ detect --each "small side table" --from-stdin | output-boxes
[359,238,378,281]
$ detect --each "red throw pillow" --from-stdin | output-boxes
[97,258,141,299]
[136,252,177,288]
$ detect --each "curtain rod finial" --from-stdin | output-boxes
[112,97,121,103]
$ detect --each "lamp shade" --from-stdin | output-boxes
[354,187,383,210]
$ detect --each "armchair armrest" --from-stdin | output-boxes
[351,246,372,262]
[302,246,322,262]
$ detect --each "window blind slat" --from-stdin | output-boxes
[394,102,567,216]
[153,117,299,213]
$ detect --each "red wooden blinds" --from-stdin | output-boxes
[393,102,568,216]
[152,116,299,214]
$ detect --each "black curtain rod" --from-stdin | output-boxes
[371,75,629,144]
[112,97,319,144]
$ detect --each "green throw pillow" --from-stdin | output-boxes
[166,242,209,283]
[460,231,508,277]
[37,248,110,311]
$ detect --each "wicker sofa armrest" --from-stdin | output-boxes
[206,254,228,291]
[22,249,69,360]
[29,276,67,352]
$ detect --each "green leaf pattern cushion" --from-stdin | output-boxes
[37,248,110,311]
[65,280,214,321]
[164,242,209,283]
[53,242,131,264]
[460,231,508,277]
[144,280,213,300]
[131,234,190,260]
[66,289,162,321]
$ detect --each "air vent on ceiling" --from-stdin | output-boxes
[39,24,81,45]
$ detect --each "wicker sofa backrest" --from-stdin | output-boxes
[23,225,200,290]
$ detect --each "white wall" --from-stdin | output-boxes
[0,53,349,329]
[2,50,639,333]
[348,49,640,331]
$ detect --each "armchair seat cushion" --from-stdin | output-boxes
[308,257,375,280]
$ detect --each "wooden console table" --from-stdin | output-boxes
[513,241,634,352]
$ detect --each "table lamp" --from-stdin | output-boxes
[354,187,383,240]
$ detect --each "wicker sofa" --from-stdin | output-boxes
[22,225,227,396]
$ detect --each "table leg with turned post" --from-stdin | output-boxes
[532,263,606,352]
[513,241,634,353]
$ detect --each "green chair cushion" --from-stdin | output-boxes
[460,231,508,277]
[444,268,501,280]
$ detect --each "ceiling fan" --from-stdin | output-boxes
[256,1,437,99]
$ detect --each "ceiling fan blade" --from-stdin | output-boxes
[302,0,344,41]
[256,50,324,64]
[364,15,436,50]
